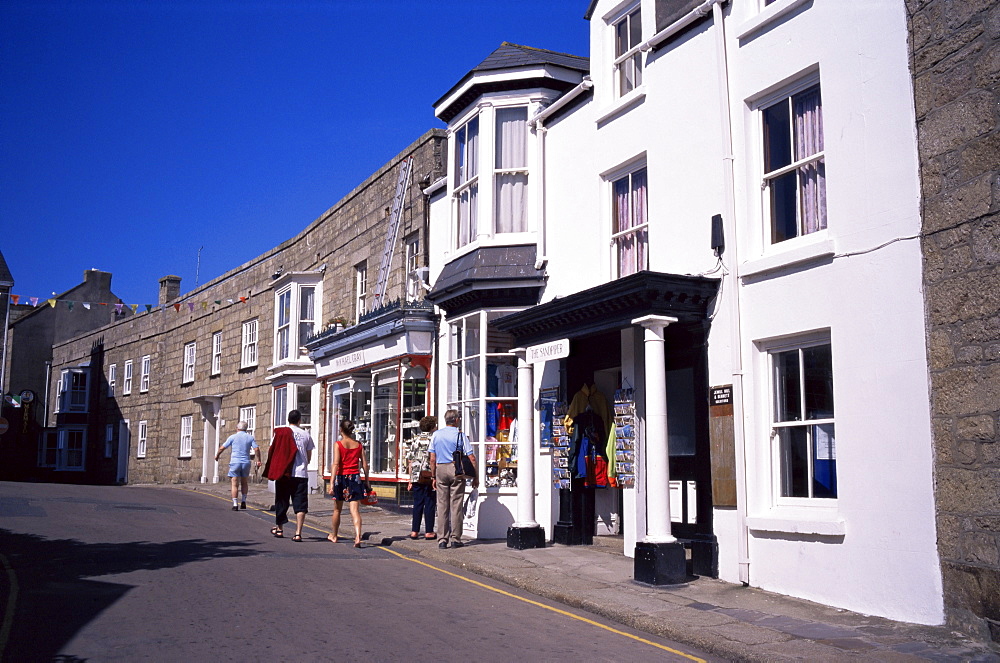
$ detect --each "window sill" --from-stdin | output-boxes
[595,87,646,126]
[739,237,834,279]
[746,512,845,536]
[736,0,811,42]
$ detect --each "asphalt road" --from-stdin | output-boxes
[0,482,718,662]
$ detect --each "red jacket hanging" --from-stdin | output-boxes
[263,427,297,480]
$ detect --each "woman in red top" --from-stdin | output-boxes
[329,419,370,547]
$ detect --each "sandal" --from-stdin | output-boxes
[408,533,419,540]
[424,533,437,540]
[271,527,283,538]
[292,533,302,542]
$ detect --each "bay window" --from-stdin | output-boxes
[454,115,479,248]
[494,107,528,233]
[447,310,520,488]
[57,427,86,470]
[274,278,322,363]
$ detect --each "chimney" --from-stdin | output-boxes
[159,275,181,306]
[84,269,112,292]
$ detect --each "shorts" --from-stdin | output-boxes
[332,473,367,502]
[228,461,252,478]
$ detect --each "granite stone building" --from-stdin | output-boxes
[45,130,444,488]
[907,0,1000,643]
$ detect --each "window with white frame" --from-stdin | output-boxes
[454,115,480,248]
[183,342,196,383]
[140,355,150,393]
[212,331,222,375]
[57,427,86,471]
[59,369,90,413]
[123,360,133,395]
[405,233,421,300]
[242,318,258,368]
[613,5,643,97]
[105,424,114,458]
[494,107,529,233]
[180,415,193,458]
[355,263,368,322]
[275,288,292,361]
[137,420,147,458]
[273,385,288,429]
[108,363,117,397]
[298,285,315,348]
[446,310,520,488]
[239,406,256,435]
[273,277,321,364]
[611,166,649,277]
[761,81,826,244]
[768,337,836,500]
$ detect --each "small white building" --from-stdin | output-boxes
[426,0,943,626]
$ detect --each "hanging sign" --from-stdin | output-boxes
[526,338,570,364]
[0,417,8,436]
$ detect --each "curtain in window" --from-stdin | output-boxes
[631,168,648,273]
[456,117,480,247]
[495,108,528,233]
[794,87,826,234]
[614,169,648,277]
[458,185,478,247]
[614,176,634,275]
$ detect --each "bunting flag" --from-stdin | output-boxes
[10,289,257,318]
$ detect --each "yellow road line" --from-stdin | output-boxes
[0,553,19,661]
[186,488,705,661]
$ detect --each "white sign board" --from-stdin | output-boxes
[526,338,570,364]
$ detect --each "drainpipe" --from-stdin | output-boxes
[529,76,593,271]
[709,0,751,585]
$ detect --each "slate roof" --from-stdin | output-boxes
[426,246,546,316]
[0,249,13,287]
[434,42,589,121]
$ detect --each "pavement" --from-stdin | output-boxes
[172,480,1000,662]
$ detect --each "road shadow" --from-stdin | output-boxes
[0,528,261,662]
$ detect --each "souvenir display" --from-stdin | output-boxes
[550,400,571,489]
[613,387,637,489]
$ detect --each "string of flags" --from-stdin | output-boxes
[6,294,250,315]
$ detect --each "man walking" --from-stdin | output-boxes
[429,409,478,549]
[215,420,260,511]
[263,410,314,542]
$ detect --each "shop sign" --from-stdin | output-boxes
[332,349,365,372]
[526,338,569,364]
[710,385,733,406]
[0,417,8,435]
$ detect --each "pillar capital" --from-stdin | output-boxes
[631,315,679,335]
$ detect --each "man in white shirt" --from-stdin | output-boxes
[271,409,315,542]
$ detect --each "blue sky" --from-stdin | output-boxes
[1,0,590,307]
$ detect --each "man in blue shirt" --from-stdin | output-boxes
[215,420,260,510]
[429,409,478,549]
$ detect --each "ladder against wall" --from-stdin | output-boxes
[372,155,414,310]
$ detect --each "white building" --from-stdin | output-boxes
[426,0,943,625]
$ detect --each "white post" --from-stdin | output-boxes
[511,349,537,527]
[632,315,678,544]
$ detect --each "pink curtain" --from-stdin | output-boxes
[794,87,826,234]
[614,169,647,276]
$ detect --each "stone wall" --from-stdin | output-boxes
[908,0,1000,643]
[49,130,445,486]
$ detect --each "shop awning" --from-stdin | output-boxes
[492,271,720,347]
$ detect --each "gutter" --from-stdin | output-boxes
[640,0,724,53]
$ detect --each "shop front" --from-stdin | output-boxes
[307,302,435,505]
[494,271,721,583]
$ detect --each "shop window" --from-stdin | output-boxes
[447,310,519,488]
[768,337,836,500]
[330,381,373,477]
[761,81,826,244]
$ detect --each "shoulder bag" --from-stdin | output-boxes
[454,432,477,479]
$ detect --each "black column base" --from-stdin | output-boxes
[634,541,689,585]
[507,525,546,550]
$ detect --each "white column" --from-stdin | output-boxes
[511,349,537,527]
[632,315,678,544]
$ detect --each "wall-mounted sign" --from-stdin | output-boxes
[332,349,365,373]
[710,385,733,406]
[526,338,570,364]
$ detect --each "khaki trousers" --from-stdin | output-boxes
[435,463,466,544]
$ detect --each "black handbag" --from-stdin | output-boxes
[454,433,476,478]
